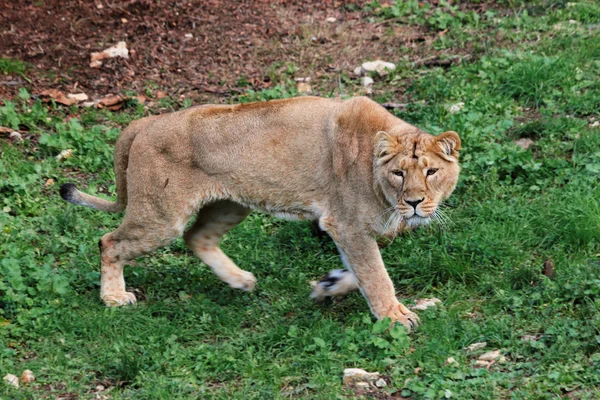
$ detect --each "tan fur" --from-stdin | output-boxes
[61,96,461,333]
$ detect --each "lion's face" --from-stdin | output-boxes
[374,130,461,228]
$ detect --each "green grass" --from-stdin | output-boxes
[2,1,600,398]
[0,58,27,78]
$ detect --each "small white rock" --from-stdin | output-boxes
[478,350,502,362]
[9,131,23,141]
[474,360,490,368]
[590,121,599,128]
[448,102,465,114]
[411,298,442,311]
[296,82,312,94]
[445,357,459,366]
[343,368,380,385]
[514,138,535,150]
[104,41,129,59]
[56,149,74,161]
[361,60,396,75]
[3,374,19,388]
[184,33,193,38]
[465,342,487,352]
[375,378,387,388]
[353,66,365,76]
[361,76,374,87]
[326,17,337,23]
[90,41,129,64]
[82,101,97,108]
[521,335,540,341]
[355,381,371,388]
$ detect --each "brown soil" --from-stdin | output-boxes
[0,1,490,103]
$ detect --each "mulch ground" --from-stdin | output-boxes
[0,0,491,103]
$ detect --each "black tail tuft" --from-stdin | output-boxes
[60,183,78,202]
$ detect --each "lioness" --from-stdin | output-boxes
[60,96,460,332]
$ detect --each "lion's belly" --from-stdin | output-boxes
[239,200,326,221]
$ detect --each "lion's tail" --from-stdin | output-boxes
[60,121,140,213]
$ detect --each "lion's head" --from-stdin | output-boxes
[373,129,461,229]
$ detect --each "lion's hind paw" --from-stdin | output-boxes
[310,269,359,302]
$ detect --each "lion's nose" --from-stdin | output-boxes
[405,198,424,209]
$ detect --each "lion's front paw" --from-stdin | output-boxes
[102,291,137,307]
[383,303,420,334]
[226,271,257,292]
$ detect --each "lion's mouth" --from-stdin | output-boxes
[405,215,432,227]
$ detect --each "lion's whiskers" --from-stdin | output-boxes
[376,206,397,221]
[431,206,452,230]
[382,208,403,238]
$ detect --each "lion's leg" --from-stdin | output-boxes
[184,201,256,291]
[320,220,419,333]
[99,202,192,307]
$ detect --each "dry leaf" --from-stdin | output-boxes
[465,342,487,352]
[131,95,147,104]
[543,258,555,279]
[0,126,13,135]
[97,94,124,111]
[67,93,89,103]
[478,350,502,362]
[411,298,442,311]
[39,89,74,106]
[20,370,35,384]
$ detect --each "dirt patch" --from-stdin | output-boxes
[0,0,480,103]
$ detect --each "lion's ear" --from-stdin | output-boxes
[436,131,461,161]
[374,131,397,159]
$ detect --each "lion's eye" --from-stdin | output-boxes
[392,170,404,178]
[427,168,438,176]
